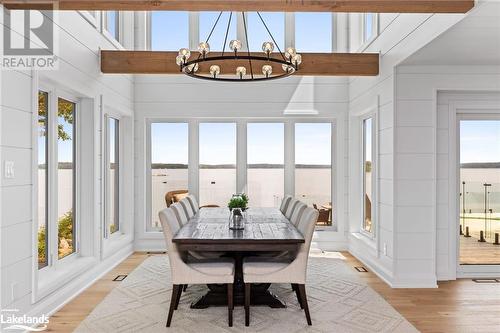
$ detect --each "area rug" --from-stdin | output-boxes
[74,252,418,333]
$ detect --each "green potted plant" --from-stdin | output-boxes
[228,193,249,211]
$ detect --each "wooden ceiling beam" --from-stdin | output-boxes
[100,50,379,76]
[2,0,474,13]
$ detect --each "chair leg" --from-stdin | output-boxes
[174,284,183,310]
[244,283,251,327]
[297,284,312,325]
[167,285,180,327]
[227,283,233,327]
[292,283,303,309]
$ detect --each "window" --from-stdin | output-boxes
[105,11,119,40]
[459,119,500,265]
[199,123,237,207]
[107,118,119,235]
[199,12,236,51]
[37,90,78,269]
[247,123,284,207]
[295,13,332,52]
[151,11,189,51]
[247,12,284,52]
[363,13,376,43]
[57,98,76,259]
[295,123,332,226]
[38,91,49,269]
[150,123,189,229]
[362,117,374,233]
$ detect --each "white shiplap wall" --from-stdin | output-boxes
[393,68,500,282]
[347,12,466,287]
[0,8,134,320]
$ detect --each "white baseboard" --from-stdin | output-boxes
[26,243,134,324]
[348,246,395,287]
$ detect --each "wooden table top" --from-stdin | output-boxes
[172,208,304,251]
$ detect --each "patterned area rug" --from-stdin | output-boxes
[75,253,418,333]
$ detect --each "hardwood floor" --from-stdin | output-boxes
[47,252,500,333]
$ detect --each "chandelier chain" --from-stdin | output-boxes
[242,12,254,79]
[221,12,233,57]
[256,12,286,62]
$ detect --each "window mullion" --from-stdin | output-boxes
[237,121,247,194]
[189,12,199,50]
[284,13,295,49]
[48,90,59,267]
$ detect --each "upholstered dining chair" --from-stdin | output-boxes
[158,208,235,327]
[179,198,195,219]
[171,202,224,260]
[170,202,189,227]
[242,207,319,326]
[289,201,307,226]
[185,194,200,214]
[284,198,300,220]
[280,195,293,214]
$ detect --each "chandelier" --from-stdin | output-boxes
[176,12,302,82]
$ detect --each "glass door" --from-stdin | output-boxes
[459,119,500,265]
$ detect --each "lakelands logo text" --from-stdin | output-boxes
[1,309,49,331]
[1,5,58,70]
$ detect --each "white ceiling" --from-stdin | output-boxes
[402,0,500,66]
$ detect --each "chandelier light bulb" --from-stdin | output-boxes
[178,48,191,59]
[198,42,210,57]
[229,40,242,51]
[262,65,272,78]
[210,65,221,78]
[293,54,302,66]
[262,41,274,54]
[236,66,246,79]
[175,55,185,66]
[282,63,293,73]
[285,47,296,60]
[187,63,199,73]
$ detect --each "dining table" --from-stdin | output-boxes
[172,207,305,309]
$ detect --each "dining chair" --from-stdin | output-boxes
[158,208,235,327]
[289,201,307,226]
[172,202,224,260]
[284,198,300,220]
[242,207,319,326]
[279,195,293,214]
[171,202,189,227]
[179,198,195,219]
[186,194,200,213]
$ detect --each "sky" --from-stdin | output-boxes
[460,120,500,163]
[151,11,331,53]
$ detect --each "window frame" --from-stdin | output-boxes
[358,13,379,52]
[35,83,82,274]
[102,10,123,48]
[145,117,337,233]
[294,121,335,227]
[198,121,238,208]
[246,121,285,208]
[360,113,377,238]
[104,115,121,238]
[146,120,191,232]
[146,12,334,53]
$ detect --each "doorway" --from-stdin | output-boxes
[458,118,500,265]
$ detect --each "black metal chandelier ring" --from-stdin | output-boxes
[180,55,297,82]
[175,11,302,82]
